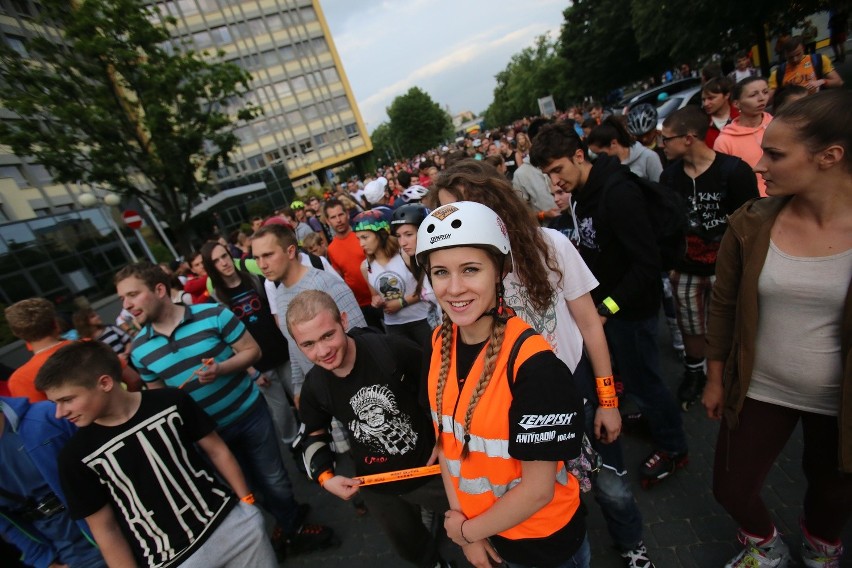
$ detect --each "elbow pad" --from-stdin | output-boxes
[295,430,335,481]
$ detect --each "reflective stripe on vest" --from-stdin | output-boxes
[432,411,510,458]
[427,317,582,541]
[444,455,569,497]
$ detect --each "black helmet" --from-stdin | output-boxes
[390,203,429,236]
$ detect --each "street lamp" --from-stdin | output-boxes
[77,190,139,262]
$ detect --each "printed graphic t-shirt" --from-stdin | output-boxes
[59,389,235,568]
[299,333,434,493]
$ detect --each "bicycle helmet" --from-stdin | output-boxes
[414,201,511,272]
[400,184,429,203]
[626,103,659,136]
[390,204,429,236]
[352,209,390,234]
[290,200,306,209]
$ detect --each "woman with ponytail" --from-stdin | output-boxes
[416,201,588,568]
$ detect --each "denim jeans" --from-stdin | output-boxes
[604,314,688,455]
[218,400,299,533]
[504,534,590,568]
[573,355,644,552]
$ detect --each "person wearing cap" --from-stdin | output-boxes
[363,177,394,222]
[353,210,432,345]
[417,201,589,568]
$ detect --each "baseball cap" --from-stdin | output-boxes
[363,177,388,204]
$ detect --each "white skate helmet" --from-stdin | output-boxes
[401,184,429,203]
[414,201,512,272]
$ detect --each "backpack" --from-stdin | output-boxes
[506,327,601,493]
[776,53,824,87]
[600,170,688,270]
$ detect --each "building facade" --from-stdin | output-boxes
[154,0,372,193]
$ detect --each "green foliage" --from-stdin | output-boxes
[386,87,454,157]
[371,122,401,164]
[630,0,825,65]
[560,0,670,99]
[484,34,572,126]
[0,0,261,253]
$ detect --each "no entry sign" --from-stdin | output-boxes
[122,210,143,230]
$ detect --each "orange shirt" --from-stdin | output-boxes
[327,230,371,306]
[8,340,71,402]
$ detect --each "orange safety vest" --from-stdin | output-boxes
[428,316,580,541]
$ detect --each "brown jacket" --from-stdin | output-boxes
[706,196,852,472]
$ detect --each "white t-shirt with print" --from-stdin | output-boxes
[503,228,598,372]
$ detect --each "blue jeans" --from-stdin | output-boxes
[604,314,688,455]
[573,355,644,552]
[504,534,590,568]
[218,400,299,533]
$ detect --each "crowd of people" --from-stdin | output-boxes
[0,36,850,568]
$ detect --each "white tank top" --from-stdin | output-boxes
[748,240,852,416]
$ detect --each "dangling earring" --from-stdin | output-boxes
[496,282,505,316]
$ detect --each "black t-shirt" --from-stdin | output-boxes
[223,276,289,371]
[300,333,435,493]
[59,389,235,568]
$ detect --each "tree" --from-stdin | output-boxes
[559,0,669,99]
[0,0,260,254]
[630,0,826,76]
[484,34,572,127]
[370,122,401,165]
[386,87,453,157]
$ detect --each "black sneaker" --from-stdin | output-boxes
[639,449,688,489]
[621,541,655,568]
[284,524,337,557]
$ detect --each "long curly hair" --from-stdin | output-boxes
[429,159,561,313]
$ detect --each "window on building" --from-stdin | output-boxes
[286,110,302,126]
[193,31,213,49]
[247,154,266,169]
[0,166,27,188]
[266,14,284,31]
[265,149,281,163]
[299,140,313,154]
[323,67,339,84]
[210,26,232,45]
[303,105,318,120]
[300,6,317,21]
[345,123,359,138]
[274,81,292,99]
[291,76,307,92]
[333,95,350,112]
[313,133,327,147]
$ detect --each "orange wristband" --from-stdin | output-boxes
[596,376,616,399]
[537,211,545,221]
[241,493,255,504]
[317,471,334,486]
[598,397,619,409]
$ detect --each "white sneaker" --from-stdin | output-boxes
[801,531,843,568]
[724,528,790,568]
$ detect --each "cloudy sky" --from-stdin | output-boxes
[318,0,568,133]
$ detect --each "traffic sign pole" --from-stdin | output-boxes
[123,209,157,263]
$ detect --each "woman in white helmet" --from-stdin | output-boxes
[416,201,589,568]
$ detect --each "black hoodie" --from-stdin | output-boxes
[572,154,661,320]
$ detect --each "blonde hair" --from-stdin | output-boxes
[285,290,341,336]
[434,295,508,459]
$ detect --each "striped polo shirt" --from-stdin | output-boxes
[130,303,260,428]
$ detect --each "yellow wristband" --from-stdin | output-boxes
[317,471,334,486]
[602,297,620,314]
[241,493,255,504]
